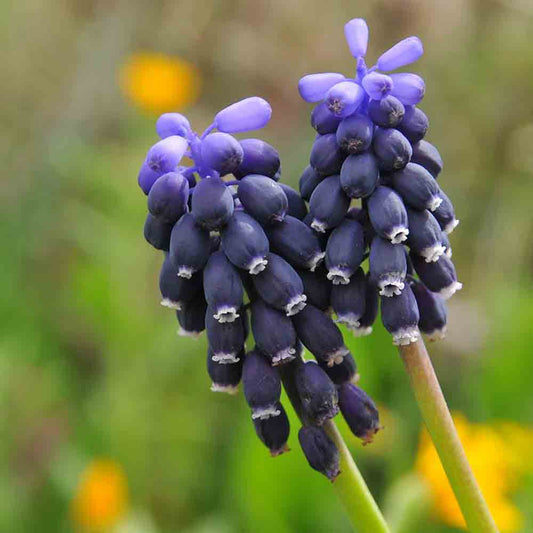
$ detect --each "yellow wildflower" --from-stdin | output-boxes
[120,52,201,114]
[71,459,128,531]
[416,412,533,532]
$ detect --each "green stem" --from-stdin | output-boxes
[398,339,499,533]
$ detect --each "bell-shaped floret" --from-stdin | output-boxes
[336,114,374,154]
[411,280,447,341]
[331,268,367,327]
[159,254,202,310]
[201,132,244,175]
[410,252,462,300]
[310,134,346,176]
[233,138,280,179]
[299,426,340,481]
[207,347,243,394]
[309,175,350,233]
[176,295,207,337]
[368,95,405,128]
[381,283,420,345]
[368,186,409,244]
[253,402,290,456]
[206,305,246,364]
[392,163,442,212]
[191,176,234,230]
[325,81,365,118]
[144,213,173,251]
[340,152,379,199]
[238,174,288,225]
[362,72,394,100]
[147,171,189,223]
[369,236,407,297]
[406,208,446,263]
[373,127,412,171]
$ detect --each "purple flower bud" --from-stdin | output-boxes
[206,305,246,364]
[331,267,367,328]
[146,135,188,174]
[138,160,163,195]
[362,72,394,100]
[373,127,412,171]
[325,218,365,285]
[159,254,202,310]
[233,138,280,180]
[390,73,426,105]
[176,295,208,338]
[376,36,424,72]
[253,402,290,456]
[381,283,420,345]
[299,165,324,201]
[325,81,365,118]
[147,172,189,223]
[156,113,191,138]
[410,252,462,300]
[252,253,307,316]
[295,361,339,425]
[214,97,272,133]
[299,426,340,481]
[250,299,298,365]
[238,174,288,226]
[392,163,441,212]
[340,152,379,199]
[368,96,405,128]
[310,134,346,176]
[191,176,234,230]
[278,184,308,220]
[351,274,379,336]
[369,236,407,297]
[207,347,243,394]
[169,213,211,278]
[344,18,369,58]
[266,216,325,271]
[144,213,173,251]
[243,350,282,417]
[397,105,428,144]
[297,266,332,311]
[406,208,446,263]
[200,132,244,175]
[368,186,409,244]
[221,211,269,275]
[411,140,443,178]
[338,383,381,444]
[309,175,350,233]
[336,114,374,154]
[298,73,346,103]
[410,280,447,341]
[318,354,357,385]
[292,304,350,366]
[203,251,244,323]
[433,190,459,234]
[311,102,342,135]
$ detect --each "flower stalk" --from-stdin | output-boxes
[398,339,499,533]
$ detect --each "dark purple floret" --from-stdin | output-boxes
[368,96,405,128]
[380,283,420,345]
[318,354,357,385]
[411,140,443,178]
[205,305,246,364]
[201,132,244,175]
[392,162,442,212]
[372,127,412,172]
[159,254,202,310]
[297,265,332,311]
[309,175,350,233]
[367,186,409,244]
[292,304,349,366]
[325,218,365,285]
[234,138,281,179]
[440,231,452,258]
[397,105,428,144]
[191,176,234,230]
[238,174,288,226]
[338,383,381,444]
[138,160,163,195]
[351,274,379,337]
[406,208,446,263]
[250,299,298,365]
[309,133,346,176]
[203,250,244,323]
[242,349,282,418]
[433,189,459,234]
[176,294,208,337]
[410,252,462,300]
[330,267,367,329]
[266,215,325,271]
[340,152,379,199]
[335,114,373,154]
[144,213,173,251]
[207,347,244,394]
[252,253,307,316]
[147,171,189,223]
[253,402,290,456]
[311,102,343,135]
[369,236,407,297]
[410,280,447,341]
[298,426,340,481]
[278,183,308,220]
[299,165,324,201]
[169,213,211,278]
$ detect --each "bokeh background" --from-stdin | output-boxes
[3,0,533,531]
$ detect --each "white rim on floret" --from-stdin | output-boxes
[177,327,202,339]
[251,404,281,420]
[310,219,327,233]
[210,383,239,395]
[308,252,326,272]
[285,294,307,316]
[444,218,460,235]
[211,352,241,364]
[213,306,240,323]
[327,267,351,285]
[378,274,405,297]
[160,298,181,310]
[271,346,297,365]
[349,325,373,337]
[438,281,463,300]
[335,313,362,329]
[248,256,268,275]
[425,326,447,342]
[428,195,443,212]
[391,326,420,346]
[388,226,409,244]
[420,244,446,263]
[325,346,349,367]
[177,266,195,279]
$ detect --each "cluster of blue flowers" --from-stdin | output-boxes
[136,17,459,481]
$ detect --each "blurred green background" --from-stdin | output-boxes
[3,0,533,532]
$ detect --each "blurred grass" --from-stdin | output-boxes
[2,0,533,532]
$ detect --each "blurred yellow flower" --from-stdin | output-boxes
[71,459,128,531]
[416,413,533,532]
[120,52,201,114]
